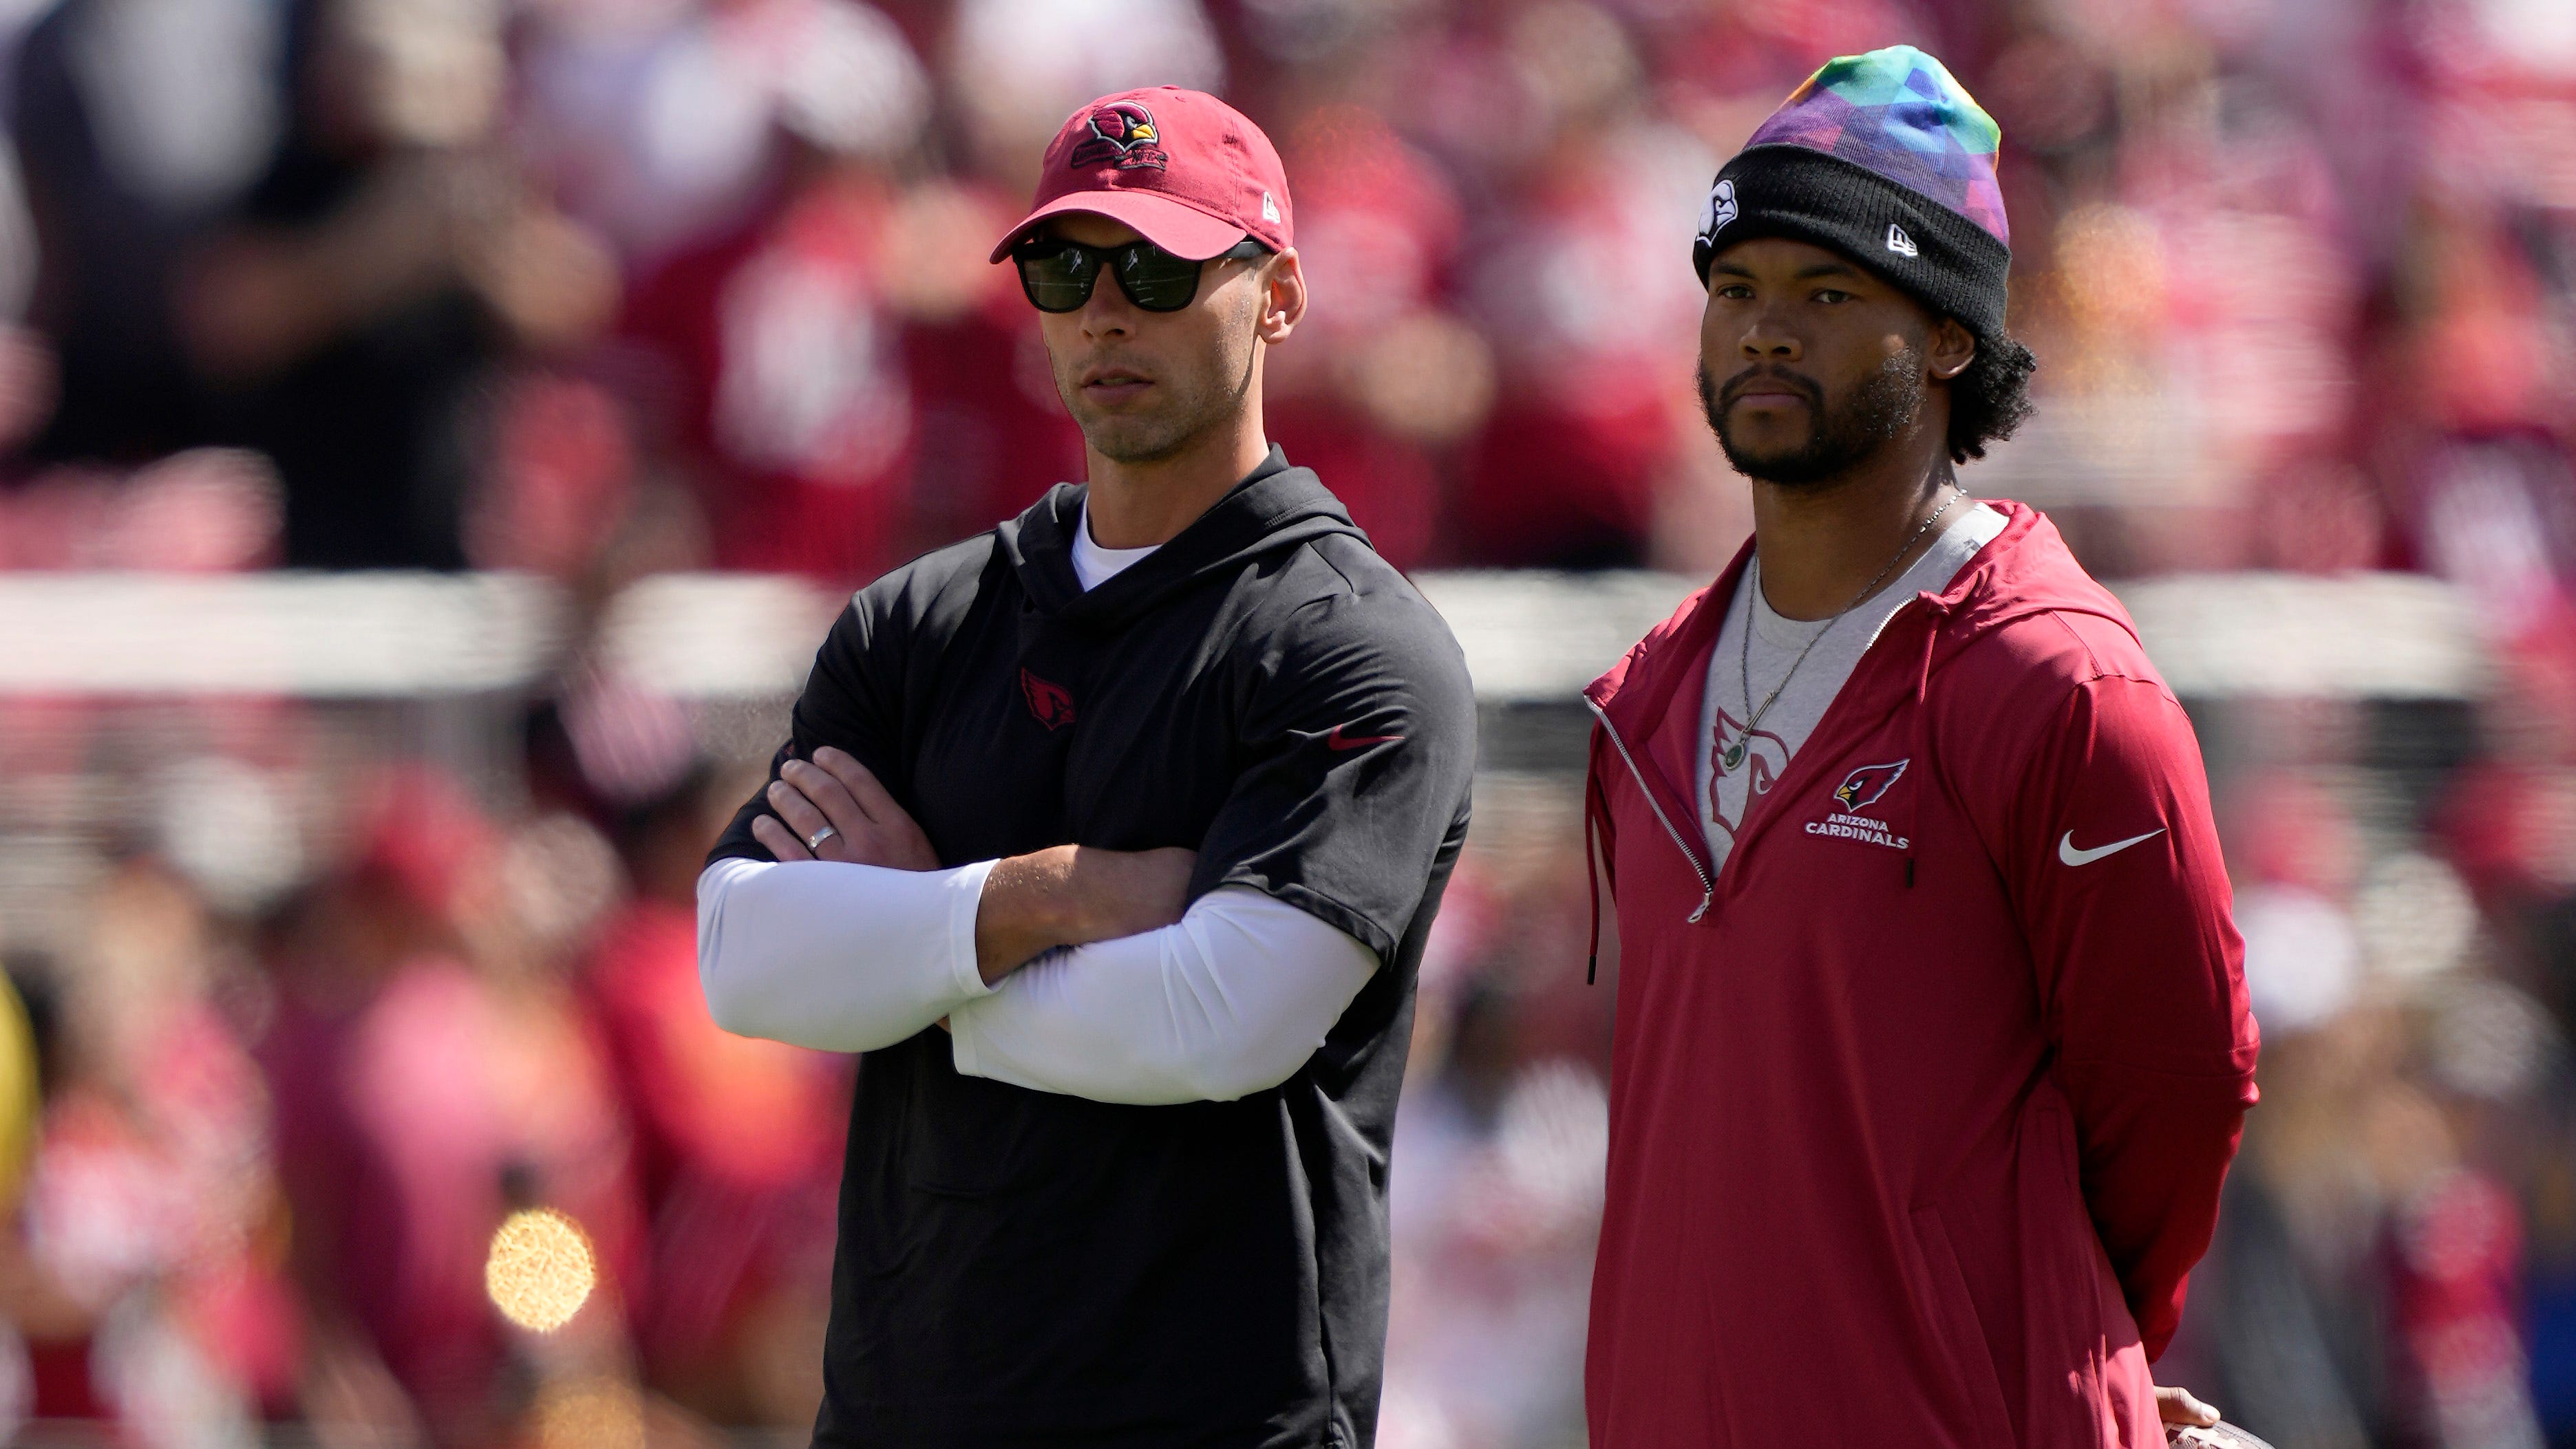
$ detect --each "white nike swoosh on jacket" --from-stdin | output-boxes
[2058,828,2165,866]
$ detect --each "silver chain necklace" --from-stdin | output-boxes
[1721,488,1960,775]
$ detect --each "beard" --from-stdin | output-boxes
[1699,346,1925,487]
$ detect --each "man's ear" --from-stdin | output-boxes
[1257,248,1306,345]
[1928,316,1976,382]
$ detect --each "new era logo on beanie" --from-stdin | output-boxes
[1691,45,2010,344]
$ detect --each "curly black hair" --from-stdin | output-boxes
[1944,334,2038,465]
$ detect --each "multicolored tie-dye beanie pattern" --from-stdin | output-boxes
[1745,46,2008,246]
[1694,45,2014,342]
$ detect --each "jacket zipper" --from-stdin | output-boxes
[1584,697,1714,923]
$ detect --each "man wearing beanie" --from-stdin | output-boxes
[695,87,1475,1447]
[1579,47,2259,1447]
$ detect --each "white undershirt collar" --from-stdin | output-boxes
[1072,502,1158,592]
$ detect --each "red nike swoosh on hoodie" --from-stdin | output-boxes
[1325,724,1403,751]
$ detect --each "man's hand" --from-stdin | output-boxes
[973,844,1196,985]
[2158,1384,2221,1429]
[752,747,939,870]
[752,744,1195,989]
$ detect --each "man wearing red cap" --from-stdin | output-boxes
[696,88,1476,1448]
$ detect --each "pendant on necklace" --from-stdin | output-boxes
[1721,740,1747,772]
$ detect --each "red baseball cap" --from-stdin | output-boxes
[988,86,1293,264]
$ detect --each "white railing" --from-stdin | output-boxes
[0,569,2493,702]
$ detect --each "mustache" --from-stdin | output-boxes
[1710,364,1823,409]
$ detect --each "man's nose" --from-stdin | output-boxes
[1741,318,1800,361]
[1079,271,1139,339]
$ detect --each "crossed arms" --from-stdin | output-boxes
[696,747,1379,1105]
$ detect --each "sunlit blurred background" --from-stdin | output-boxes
[0,0,2571,1443]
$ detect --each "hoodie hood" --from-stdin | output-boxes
[997,447,1369,632]
[1578,500,2138,937]
[1586,500,2129,740]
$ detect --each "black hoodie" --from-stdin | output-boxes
[709,449,1478,1448]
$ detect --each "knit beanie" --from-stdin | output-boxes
[1693,46,2011,343]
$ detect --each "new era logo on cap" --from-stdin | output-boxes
[1885,223,1918,258]
[1262,191,1280,224]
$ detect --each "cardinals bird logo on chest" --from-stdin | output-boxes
[1833,760,1906,811]
[1021,668,1077,730]
[1807,760,1910,850]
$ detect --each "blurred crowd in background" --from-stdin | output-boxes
[0,0,2571,1444]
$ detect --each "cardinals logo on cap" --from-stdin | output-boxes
[1069,101,1169,172]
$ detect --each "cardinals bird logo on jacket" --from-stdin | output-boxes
[1809,760,1910,850]
[1021,668,1078,730]
[1833,760,1908,812]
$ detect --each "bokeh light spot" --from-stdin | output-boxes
[533,1375,646,1449]
[485,1207,596,1332]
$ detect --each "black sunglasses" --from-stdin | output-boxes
[1012,235,1270,314]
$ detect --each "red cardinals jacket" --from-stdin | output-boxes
[1581,502,2259,1449]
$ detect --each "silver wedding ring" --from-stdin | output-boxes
[805,824,838,852]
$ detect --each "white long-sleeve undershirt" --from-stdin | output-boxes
[695,857,1379,1104]
[947,888,1376,1104]
[696,855,998,1053]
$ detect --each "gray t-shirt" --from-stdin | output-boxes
[1695,501,2005,870]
